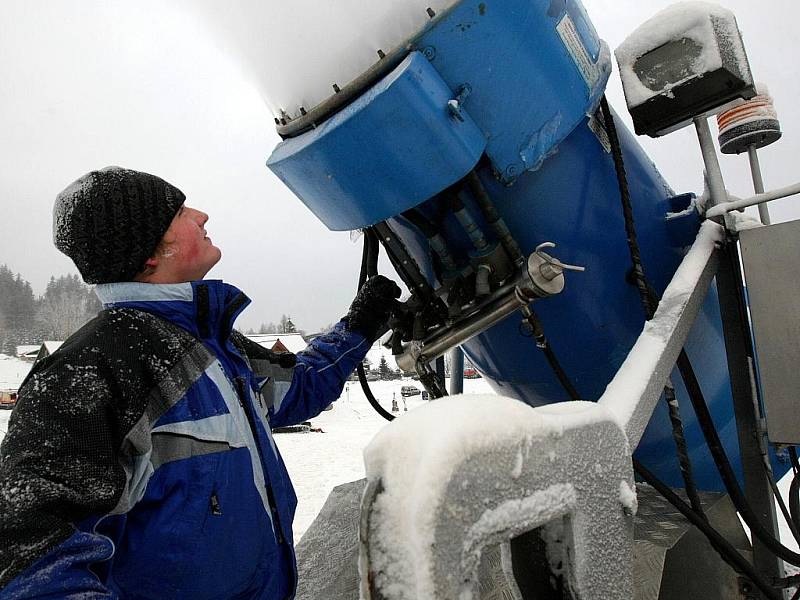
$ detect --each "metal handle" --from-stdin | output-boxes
[534,242,586,281]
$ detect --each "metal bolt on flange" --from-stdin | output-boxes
[421,46,436,60]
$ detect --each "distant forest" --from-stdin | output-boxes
[0,265,311,354]
[0,265,101,354]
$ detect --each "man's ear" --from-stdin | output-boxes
[143,256,159,270]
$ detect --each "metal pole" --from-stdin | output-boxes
[449,347,464,395]
[715,238,785,594]
[694,117,729,209]
[704,182,800,219]
[435,356,446,391]
[748,146,772,225]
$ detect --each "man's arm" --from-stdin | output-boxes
[0,352,122,598]
[267,322,369,428]
[268,276,401,427]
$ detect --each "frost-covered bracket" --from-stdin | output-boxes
[599,221,722,448]
[358,397,635,599]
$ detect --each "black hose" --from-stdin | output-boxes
[401,209,439,239]
[442,185,464,212]
[676,349,800,566]
[790,470,800,537]
[542,344,581,401]
[600,96,657,319]
[601,95,706,518]
[519,308,581,400]
[762,446,800,545]
[365,228,379,279]
[357,228,395,422]
[634,459,782,600]
[464,170,524,263]
[664,380,706,519]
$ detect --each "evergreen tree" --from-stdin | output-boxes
[0,265,38,352]
[38,274,101,340]
[378,356,391,380]
[279,315,297,334]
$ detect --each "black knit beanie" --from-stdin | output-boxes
[53,166,186,284]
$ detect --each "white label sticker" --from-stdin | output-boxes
[557,14,600,88]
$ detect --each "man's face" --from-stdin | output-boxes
[150,205,222,282]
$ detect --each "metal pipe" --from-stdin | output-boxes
[396,285,533,372]
[449,347,464,395]
[747,146,772,225]
[705,181,800,218]
[694,117,729,209]
[396,247,573,373]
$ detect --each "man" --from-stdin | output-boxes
[0,166,400,599]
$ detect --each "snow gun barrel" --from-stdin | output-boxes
[260,0,766,495]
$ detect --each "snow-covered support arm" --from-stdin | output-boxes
[359,396,635,599]
[598,221,723,449]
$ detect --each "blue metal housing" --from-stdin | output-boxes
[266,0,788,490]
[268,53,486,231]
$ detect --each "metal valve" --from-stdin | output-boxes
[534,242,586,281]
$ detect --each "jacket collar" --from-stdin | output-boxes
[95,280,251,342]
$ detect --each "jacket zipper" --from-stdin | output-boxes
[235,377,285,545]
[210,492,223,516]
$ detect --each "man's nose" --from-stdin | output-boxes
[195,209,209,225]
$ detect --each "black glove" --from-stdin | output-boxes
[344,275,402,341]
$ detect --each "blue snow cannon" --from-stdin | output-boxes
[266,0,781,491]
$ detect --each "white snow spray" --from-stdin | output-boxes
[176,0,459,121]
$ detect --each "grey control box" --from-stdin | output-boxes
[740,220,800,444]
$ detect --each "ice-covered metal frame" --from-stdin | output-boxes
[599,221,722,448]
[359,398,634,600]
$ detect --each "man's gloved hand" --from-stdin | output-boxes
[344,275,402,341]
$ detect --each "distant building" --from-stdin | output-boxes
[245,333,308,354]
[0,354,33,409]
[15,345,40,362]
[35,341,64,364]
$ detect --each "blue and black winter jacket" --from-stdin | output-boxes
[0,280,369,599]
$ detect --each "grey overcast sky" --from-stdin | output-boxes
[1,0,798,332]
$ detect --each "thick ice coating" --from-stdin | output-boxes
[615,1,749,109]
[362,395,627,599]
[181,0,459,121]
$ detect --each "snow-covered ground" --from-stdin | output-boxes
[273,376,494,539]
